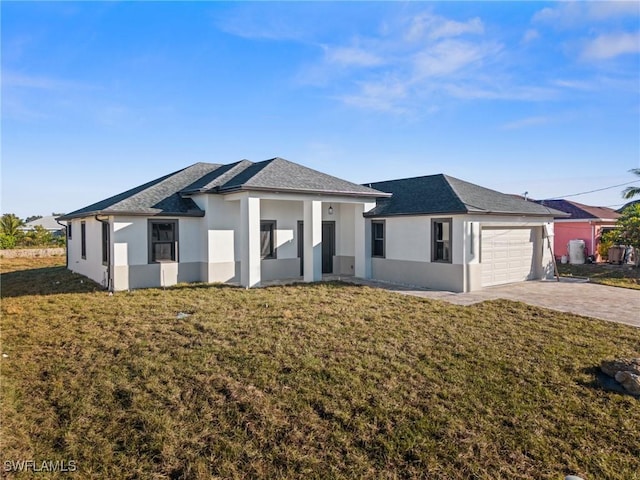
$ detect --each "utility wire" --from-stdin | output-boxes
[542,180,640,200]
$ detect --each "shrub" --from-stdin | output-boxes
[0,233,16,249]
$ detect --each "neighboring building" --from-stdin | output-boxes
[58,158,563,293]
[365,175,563,291]
[18,215,66,237]
[534,199,620,262]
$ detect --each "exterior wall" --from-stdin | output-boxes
[553,221,592,259]
[112,216,206,290]
[553,220,617,261]
[67,217,109,287]
[67,193,375,290]
[201,195,241,283]
[371,215,465,292]
[371,214,555,292]
[260,199,303,280]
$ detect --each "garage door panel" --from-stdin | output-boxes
[481,227,538,287]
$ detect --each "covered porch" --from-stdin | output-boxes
[224,191,376,287]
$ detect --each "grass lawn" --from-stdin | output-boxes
[1,257,639,479]
[557,262,640,290]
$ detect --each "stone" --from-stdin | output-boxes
[615,371,640,396]
[600,358,640,378]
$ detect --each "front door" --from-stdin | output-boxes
[297,221,304,276]
[322,221,335,274]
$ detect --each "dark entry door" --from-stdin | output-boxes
[322,221,335,274]
[297,221,304,276]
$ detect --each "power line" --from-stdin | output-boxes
[542,180,640,200]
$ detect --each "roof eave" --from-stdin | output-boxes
[57,209,205,221]
[364,209,561,218]
[364,209,468,218]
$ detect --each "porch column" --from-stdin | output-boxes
[240,196,261,287]
[354,203,373,279]
[303,200,322,282]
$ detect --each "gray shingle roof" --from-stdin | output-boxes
[58,163,221,220]
[364,174,566,217]
[218,157,386,197]
[58,158,387,221]
[181,160,253,193]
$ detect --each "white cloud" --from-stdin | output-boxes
[581,31,640,59]
[533,1,639,27]
[324,46,384,67]
[338,77,409,113]
[443,83,556,102]
[406,13,484,41]
[522,29,539,43]
[2,71,81,90]
[413,40,493,78]
[584,1,640,21]
[553,79,595,90]
[501,116,551,130]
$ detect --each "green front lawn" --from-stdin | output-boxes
[2,258,639,479]
[557,262,640,290]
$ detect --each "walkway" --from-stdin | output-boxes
[340,276,640,328]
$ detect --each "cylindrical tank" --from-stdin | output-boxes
[568,239,586,264]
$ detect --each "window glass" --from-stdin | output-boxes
[102,222,108,264]
[260,221,275,259]
[433,220,451,262]
[372,221,385,257]
[81,222,86,259]
[149,221,177,262]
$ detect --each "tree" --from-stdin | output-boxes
[622,168,640,199]
[24,215,43,223]
[0,213,24,237]
[612,204,640,251]
[24,225,54,246]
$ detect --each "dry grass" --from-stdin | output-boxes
[557,263,640,290]
[1,257,639,479]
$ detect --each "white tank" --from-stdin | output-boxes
[568,239,586,264]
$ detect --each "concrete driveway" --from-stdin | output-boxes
[344,277,640,328]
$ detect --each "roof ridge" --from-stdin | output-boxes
[441,175,474,213]
[368,172,444,185]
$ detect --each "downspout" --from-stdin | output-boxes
[55,218,69,269]
[95,215,113,291]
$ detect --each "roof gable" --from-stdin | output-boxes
[365,174,564,217]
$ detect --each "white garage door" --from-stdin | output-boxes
[481,227,538,287]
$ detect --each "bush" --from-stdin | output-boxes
[0,233,16,249]
[598,231,616,260]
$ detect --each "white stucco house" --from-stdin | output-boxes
[58,158,562,292]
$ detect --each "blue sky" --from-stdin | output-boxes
[2,1,639,218]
